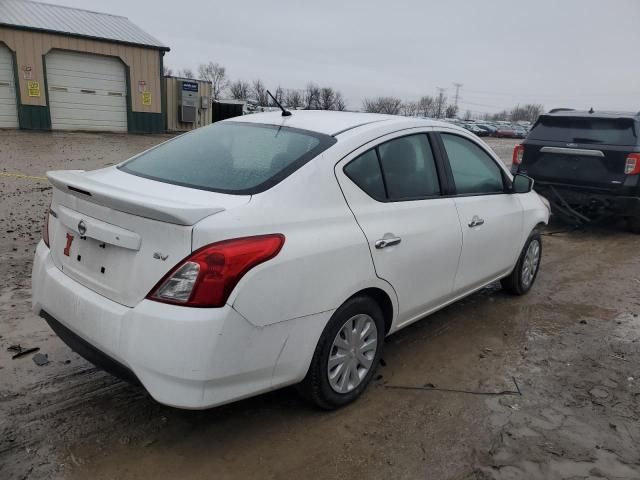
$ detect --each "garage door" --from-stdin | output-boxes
[45,51,127,132]
[0,45,19,129]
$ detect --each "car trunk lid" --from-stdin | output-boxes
[47,167,250,307]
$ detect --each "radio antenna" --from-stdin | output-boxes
[267,90,291,117]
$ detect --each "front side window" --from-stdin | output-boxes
[441,134,504,195]
[120,122,336,194]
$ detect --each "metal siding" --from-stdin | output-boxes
[0,26,162,114]
[164,77,212,132]
[0,0,168,49]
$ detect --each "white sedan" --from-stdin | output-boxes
[32,111,548,409]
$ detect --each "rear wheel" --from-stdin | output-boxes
[501,230,542,295]
[298,296,385,410]
[627,217,640,234]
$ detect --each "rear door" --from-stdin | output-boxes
[438,132,523,293]
[336,131,463,326]
[520,116,637,190]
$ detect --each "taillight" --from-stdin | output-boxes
[625,153,640,175]
[512,144,525,166]
[43,209,50,248]
[148,234,285,308]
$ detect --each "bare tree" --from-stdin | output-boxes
[178,68,195,79]
[434,91,447,119]
[417,96,435,117]
[464,109,472,121]
[251,79,269,106]
[489,110,509,121]
[198,62,228,100]
[401,101,418,117]
[163,65,173,76]
[319,87,336,110]
[274,85,285,105]
[510,104,544,123]
[445,104,459,119]
[284,89,302,109]
[362,96,402,115]
[229,80,250,100]
[334,92,346,111]
[303,83,321,110]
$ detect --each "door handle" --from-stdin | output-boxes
[468,215,485,228]
[375,237,402,249]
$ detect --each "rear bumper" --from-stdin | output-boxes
[532,184,640,217]
[32,241,332,409]
[40,309,140,385]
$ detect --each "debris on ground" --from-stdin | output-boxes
[32,353,50,366]
[7,344,40,359]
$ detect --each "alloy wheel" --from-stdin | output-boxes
[521,239,541,289]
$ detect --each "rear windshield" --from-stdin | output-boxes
[529,116,638,146]
[119,122,336,194]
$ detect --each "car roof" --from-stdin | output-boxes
[223,110,452,137]
[545,109,640,120]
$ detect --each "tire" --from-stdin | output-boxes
[501,230,542,296]
[627,217,640,234]
[298,296,385,410]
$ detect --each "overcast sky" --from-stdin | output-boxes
[46,0,640,115]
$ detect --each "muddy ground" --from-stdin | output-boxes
[0,131,638,480]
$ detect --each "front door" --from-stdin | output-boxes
[438,132,523,292]
[336,132,463,327]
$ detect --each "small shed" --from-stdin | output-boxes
[163,76,212,132]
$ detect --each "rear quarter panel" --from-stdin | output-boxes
[192,153,398,327]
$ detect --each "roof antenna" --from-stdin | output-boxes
[267,90,291,117]
[589,107,594,114]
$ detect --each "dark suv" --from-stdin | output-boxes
[511,109,640,232]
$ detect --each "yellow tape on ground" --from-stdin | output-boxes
[0,172,48,181]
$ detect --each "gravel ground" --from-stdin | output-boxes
[0,131,638,480]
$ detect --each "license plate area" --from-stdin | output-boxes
[60,227,117,287]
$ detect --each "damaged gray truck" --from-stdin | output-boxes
[511,109,640,232]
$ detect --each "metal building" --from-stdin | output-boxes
[0,0,169,133]
[164,76,212,132]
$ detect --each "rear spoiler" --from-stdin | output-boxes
[47,170,225,225]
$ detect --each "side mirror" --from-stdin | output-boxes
[511,173,534,194]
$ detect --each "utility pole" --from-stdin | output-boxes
[453,82,463,107]
[436,87,446,118]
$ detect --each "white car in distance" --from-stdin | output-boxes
[32,110,548,409]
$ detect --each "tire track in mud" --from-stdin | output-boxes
[0,363,155,478]
[471,301,640,476]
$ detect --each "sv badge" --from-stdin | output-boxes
[63,233,74,257]
[153,252,169,261]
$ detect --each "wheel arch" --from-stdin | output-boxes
[347,287,394,335]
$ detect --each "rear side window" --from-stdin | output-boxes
[529,116,637,146]
[119,122,336,194]
[344,150,386,201]
[441,134,504,195]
